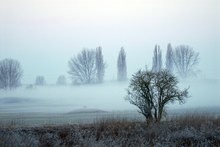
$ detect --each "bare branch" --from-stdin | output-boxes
[173,45,199,78]
[125,70,189,123]
[68,49,96,84]
[0,58,23,90]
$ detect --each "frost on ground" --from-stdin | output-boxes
[0,115,220,147]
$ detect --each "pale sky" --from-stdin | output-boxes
[0,0,219,84]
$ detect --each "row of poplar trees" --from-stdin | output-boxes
[152,43,199,78]
[68,43,199,84]
[68,47,127,84]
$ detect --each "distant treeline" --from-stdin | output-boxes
[0,43,199,89]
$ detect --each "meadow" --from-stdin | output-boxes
[0,79,220,146]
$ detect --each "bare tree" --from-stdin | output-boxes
[166,43,174,73]
[56,75,66,85]
[173,45,199,78]
[126,70,189,123]
[0,58,23,90]
[35,76,46,86]
[152,45,162,72]
[68,49,96,84]
[117,47,127,81]
[96,47,105,83]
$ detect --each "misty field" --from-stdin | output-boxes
[0,79,220,146]
[1,0,219,146]
[0,79,220,126]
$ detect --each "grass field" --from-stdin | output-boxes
[1,114,220,146]
[0,79,220,146]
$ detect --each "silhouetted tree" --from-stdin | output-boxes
[117,47,127,81]
[68,49,96,84]
[126,70,189,123]
[0,58,23,90]
[95,47,105,83]
[166,43,174,73]
[173,45,199,78]
[152,45,162,72]
[35,76,46,85]
[56,75,66,85]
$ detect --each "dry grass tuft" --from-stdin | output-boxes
[0,114,220,146]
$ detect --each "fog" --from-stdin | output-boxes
[0,80,220,114]
[0,0,220,115]
[0,82,133,113]
[0,0,220,84]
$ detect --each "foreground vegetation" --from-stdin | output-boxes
[0,114,220,146]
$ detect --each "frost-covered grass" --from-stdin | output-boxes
[1,114,220,146]
[0,111,144,128]
[0,79,220,146]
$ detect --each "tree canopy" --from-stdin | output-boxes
[126,70,189,123]
[0,58,23,90]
